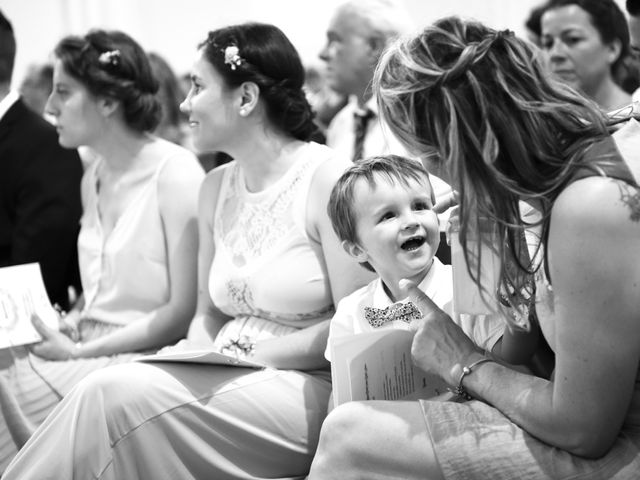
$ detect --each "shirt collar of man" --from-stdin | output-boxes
[0,90,20,121]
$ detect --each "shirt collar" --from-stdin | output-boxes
[0,91,20,121]
[350,95,379,117]
[370,258,443,308]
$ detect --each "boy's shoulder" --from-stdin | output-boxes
[338,277,380,311]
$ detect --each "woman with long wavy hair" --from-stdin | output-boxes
[310,16,640,479]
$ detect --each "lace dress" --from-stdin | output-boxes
[3,142,338,480]
[209,143,335,349]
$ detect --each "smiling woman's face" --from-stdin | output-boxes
[540,4,619,98]
[179,49,238,153]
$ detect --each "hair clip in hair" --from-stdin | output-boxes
[98,49,121,67]
[494,29,514,40]
[224,45,243,70]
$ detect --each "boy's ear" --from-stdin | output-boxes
[342,239,368,262]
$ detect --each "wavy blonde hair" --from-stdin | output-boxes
[374,16,614,326]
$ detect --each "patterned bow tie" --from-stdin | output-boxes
[364,301,422,328]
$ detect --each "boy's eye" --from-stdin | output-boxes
[379,211,395,222]
[413,201,430,211]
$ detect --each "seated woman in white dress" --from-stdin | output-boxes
[309,16,640,480]
[0,29,204,472]
[2,22,373,480]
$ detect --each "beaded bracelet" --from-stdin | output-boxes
[453,357,493,400]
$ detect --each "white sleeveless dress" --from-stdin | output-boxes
[4,142,338,480]
[0,139,201,473]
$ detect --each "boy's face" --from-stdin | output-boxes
[345,173,440,286]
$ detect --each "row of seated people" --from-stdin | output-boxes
[1,0,640,478]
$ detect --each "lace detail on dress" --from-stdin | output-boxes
[227,275,334,323]
[227,279,254,311]
[217,160,313,267]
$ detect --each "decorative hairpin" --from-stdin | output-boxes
[494,29,514,40]
[224,45,243,70]
[98,49,121,67]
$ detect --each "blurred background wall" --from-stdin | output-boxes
[0,0,628,88]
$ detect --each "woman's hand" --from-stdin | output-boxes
[29,314,80,361]
[56,308,80,343]
[434,189,458,214]
[400,279,480,386]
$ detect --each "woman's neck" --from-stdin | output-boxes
[229,128,304,193]
[590,77,632,112]
[91,126,152,173]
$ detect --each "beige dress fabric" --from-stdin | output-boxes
[4,142,337,480]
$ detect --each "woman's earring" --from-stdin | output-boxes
[239,108,247,117]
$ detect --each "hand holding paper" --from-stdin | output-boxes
[29,314,79,361]
[0,263,60,349]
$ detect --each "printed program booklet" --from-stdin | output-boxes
[330,329,451,406]
[0,263,59,349]
[137,349,266,368]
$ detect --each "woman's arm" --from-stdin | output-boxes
[307,157,377,303]
[186,167,233,345]
[408,178,640,458]
[250,157,375,370]
[491,320,540,365]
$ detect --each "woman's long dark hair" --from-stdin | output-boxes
[200,23,318,141]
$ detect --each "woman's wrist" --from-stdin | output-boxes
[69,341,84,360]
[449,352,493,400]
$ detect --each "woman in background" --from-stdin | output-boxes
[540,0,636,111]
[0,29,203,472]
[148,51,189,146]
[3,22,372,480]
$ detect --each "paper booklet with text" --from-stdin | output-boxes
[330,329,451,406]
[0,263,59,349]
[136,349,266,368]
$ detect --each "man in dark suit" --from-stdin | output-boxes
[0,10,83,309]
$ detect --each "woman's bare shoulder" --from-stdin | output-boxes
[552,176,640,231]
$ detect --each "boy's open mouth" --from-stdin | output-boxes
[401,235,426,251]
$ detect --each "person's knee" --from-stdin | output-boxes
[315,402,370,467]
[73,363,154,414]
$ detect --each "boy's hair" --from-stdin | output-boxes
[328,154,432,246]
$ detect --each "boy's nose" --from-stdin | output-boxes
[402,214,419,230]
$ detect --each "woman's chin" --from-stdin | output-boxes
[58,137,79,149]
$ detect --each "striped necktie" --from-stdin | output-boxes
[352,108,374,162]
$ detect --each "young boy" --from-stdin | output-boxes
[325,155,505,362]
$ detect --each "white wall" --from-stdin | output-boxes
[0,0,628,88]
